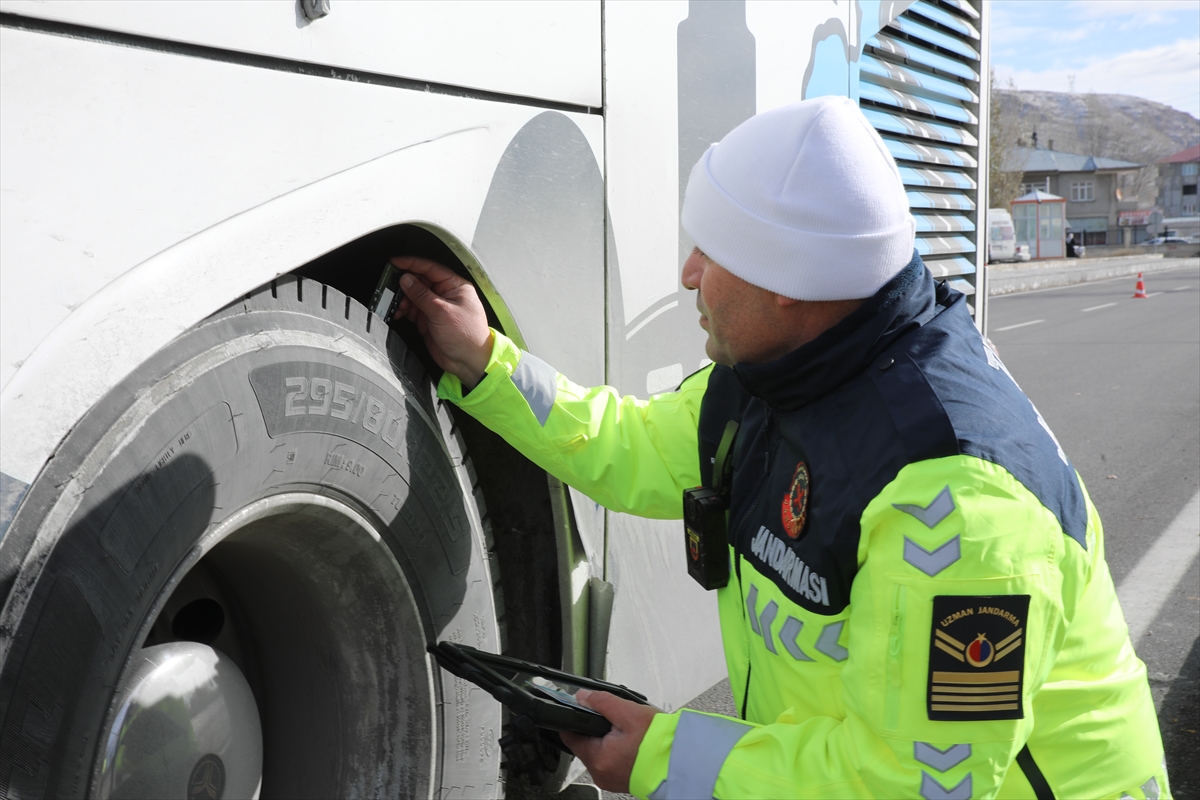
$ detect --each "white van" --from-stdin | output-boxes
[988,208,1018,262]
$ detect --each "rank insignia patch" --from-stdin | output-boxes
[781,462,809,539]
[928,594,1030,721]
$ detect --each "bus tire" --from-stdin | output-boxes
[0,274,503,799]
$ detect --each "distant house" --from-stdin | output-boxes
[1003,146,1142,245]
[1156,144,1200,224]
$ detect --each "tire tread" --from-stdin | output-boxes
[212,274,508,652]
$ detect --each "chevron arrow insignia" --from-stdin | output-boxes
[904,535,961,576]
[815,620,849,661]
[920,773,972,800]
[780,616,814,662]
[915,742,971,772]
[894,486,956,528]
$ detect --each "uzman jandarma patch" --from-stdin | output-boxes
[928,595,1030,721]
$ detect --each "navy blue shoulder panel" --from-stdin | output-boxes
[698,365,755,488]
[878,294,1089,548]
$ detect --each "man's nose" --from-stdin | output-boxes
[681,250,704,290]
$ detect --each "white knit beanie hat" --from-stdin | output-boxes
[682,96,916,301]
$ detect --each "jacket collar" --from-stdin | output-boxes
[733,252,944,411]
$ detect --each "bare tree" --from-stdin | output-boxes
[988,70,1025,210]
[991,86,1197,210]
[1081,93,1159,204]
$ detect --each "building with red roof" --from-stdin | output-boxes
[1157,144,1199,221]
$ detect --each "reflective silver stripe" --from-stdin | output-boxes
[1142,777,1160,800]
[815,621,849,662]
[904,535,961,576]
[511,352,558,427]
[920,772,972,800]
[894,485,956,528]
[780,616,814,662]
[745,584,760,635]
[759,600,779,654]
[915,742,971,772]
[647,711,753,800]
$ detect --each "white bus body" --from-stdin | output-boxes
[0,2,987,795]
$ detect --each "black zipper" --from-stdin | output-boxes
[729,409,775,548]
[734,546,752,720]
[733,409,775,720]
[739,663,752,720]
[764,409,777,473]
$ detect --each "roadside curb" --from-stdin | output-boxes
[988,256,1198,296]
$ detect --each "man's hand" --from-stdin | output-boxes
[389,256,493,389]
[560,690,660,794]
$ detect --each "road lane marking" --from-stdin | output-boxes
[1081,303,1117,312]
[1169,286,1190,291]
[1144,292,1162,298]
[1117,491,1200,649]
[993,319,1044,332]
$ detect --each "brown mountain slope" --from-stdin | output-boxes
[995,90,1200,165]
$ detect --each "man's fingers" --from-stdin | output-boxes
[575,689,620,718]
[559,690,655,795]
[575,690,657,729]
[398,272,448,317]
[574,689,600,710]
[559,730,593,758]
[559,729,609,772]
[390,255,462,286]
[385,255,491,387]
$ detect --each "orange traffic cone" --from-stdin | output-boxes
[1133,273,1148,298]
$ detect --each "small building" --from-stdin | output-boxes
[1011,190,1066,259]
[1155,144,1200,228]
[1003,146,1142,246]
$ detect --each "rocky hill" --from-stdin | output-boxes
[994,90,1200,166]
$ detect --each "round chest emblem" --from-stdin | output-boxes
[187,754,226,800]
[781,461,809,539]
[966,634,995,668]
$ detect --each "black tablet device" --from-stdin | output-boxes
[428,641,649,737]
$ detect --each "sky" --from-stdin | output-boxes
[990,0,1200,119]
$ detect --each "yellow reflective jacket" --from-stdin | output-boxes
[439,262,1168,799]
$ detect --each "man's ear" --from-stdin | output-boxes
[775,294,801,307]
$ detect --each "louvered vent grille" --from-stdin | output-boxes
[862,0,983,313]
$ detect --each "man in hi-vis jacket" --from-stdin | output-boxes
[392,97,1169,799]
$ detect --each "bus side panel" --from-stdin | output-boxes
[601,0,857,712]
[0,28,604,490]
[0,0,601,107]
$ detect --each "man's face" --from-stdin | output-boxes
[681,248,785,366]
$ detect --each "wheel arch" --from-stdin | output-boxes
[291,221,582,681]
[1,110,606,750]
[1,109,608,492]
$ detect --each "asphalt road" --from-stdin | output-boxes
[988,261,1200,797]
[588,261,1200,799]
